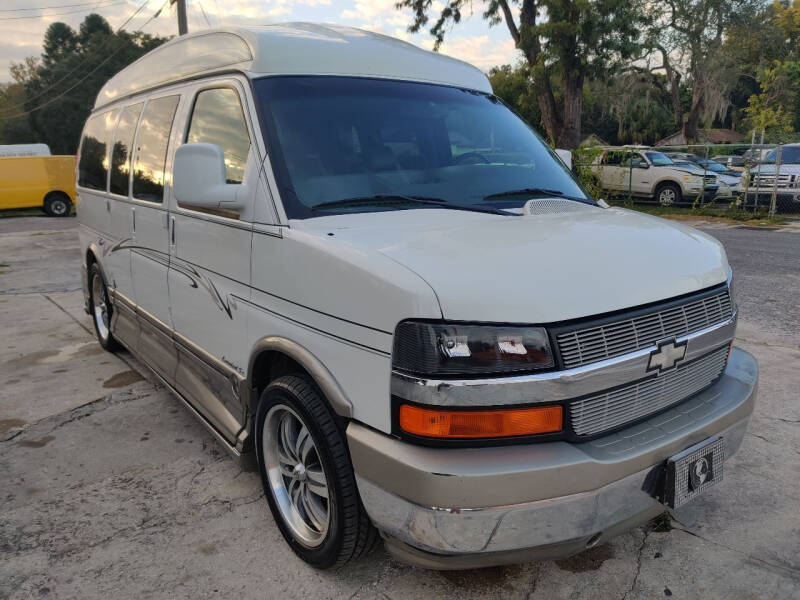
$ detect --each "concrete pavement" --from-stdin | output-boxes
[1,216,798,599]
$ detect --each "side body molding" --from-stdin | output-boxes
[246,336,354,419]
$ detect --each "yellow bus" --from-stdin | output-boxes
[0,145,76,216]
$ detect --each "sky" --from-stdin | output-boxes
[0,0,522,82]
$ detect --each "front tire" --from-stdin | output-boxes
[89,264,120,352]
[43,192,72,217]
[655,182,682,206]
[255,375,379,568]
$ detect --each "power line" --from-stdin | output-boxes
[0,0,127,20]
[0,1,122,12]
[197,0,211,28]
[0,0,152,113]
[0,0,168,121]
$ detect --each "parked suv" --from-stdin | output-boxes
[593,148,718,205]
[665,154,743,200]
[743,144,800,210]
[77,25,757,570]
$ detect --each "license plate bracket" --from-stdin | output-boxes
[662,436,725,509]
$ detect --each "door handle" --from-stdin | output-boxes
[170,216,176,247]
[131,207,136,235]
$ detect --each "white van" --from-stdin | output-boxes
[0,143,51,158]
[77,24,757,570]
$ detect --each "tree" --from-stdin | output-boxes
[744,59,800,136]
[488,64,542,135]
[1,14,169,153]
[398,0,649,148]
[636,0,765,141]
[742,1,800,137]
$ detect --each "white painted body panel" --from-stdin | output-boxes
[292,207,729,326]
[0,143,50,157]
[94,24,491,110]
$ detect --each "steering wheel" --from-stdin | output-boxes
[454,151,490,165]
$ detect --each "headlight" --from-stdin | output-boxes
[683,174,700,184]
[392,321,554,376]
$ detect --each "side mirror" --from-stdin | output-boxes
[173,143,248,212]
[636,162,650,169]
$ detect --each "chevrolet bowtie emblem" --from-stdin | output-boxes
[647,338,687,373]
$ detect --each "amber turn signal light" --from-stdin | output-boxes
[398,404,563,439]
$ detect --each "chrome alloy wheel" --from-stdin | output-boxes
[91,274,110,342]
[263,404,331,548]
[658,187,677,206]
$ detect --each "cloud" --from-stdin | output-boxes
[437,34,520,72]
[1,0,520,81]
[340,0,398,21]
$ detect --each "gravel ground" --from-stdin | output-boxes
[1,216,798,600]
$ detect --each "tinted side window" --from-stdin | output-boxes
[132,95,180,203]
[602,151,623,166]
[186,88,250,184]
[110,103,143,196]
[78,110,118,190]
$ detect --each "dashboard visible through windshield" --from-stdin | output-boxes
[253,76,588,218]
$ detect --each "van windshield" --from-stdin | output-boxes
[253,76,588,218]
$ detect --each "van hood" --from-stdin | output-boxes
[293,206,729,323]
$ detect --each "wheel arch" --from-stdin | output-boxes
[654,177,683,191]
[43,189,73,204]
[247,337,354,420]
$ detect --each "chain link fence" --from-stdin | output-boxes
[572,140,800,217]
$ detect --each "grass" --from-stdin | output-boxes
[608,199,790,227]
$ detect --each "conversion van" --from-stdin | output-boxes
[77,24,757,570]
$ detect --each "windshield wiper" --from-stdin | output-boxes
[311,194,511,216]
[483,188,590,203]
[311,194,445,211]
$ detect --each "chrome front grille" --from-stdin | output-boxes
[569,346,729,437]
[750,173,793,189]
[556,288,732,369]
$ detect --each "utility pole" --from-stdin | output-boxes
[170,0,188,35]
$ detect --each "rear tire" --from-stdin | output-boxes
[89,263,120,352]
[255,375,379,569]
[43,192,72,217]
[655,182,682,206]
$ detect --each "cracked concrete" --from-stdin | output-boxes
[1,216,798,599]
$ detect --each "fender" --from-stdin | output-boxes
[83,241,110,312]
[246,336,354,419]
[652,176,684,196]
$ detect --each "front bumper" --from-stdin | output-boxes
[349,348,757,569]
[687,187,719,203]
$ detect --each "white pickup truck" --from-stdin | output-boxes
[593,148,719,205]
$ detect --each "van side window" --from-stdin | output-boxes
[132,95,180,203]
[110,103,143,196]
[186,88,250,185]
[78,110,118,190]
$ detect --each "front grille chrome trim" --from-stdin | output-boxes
[570,346,730,436]
[556,288,733,369]
[391,313,736,408]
